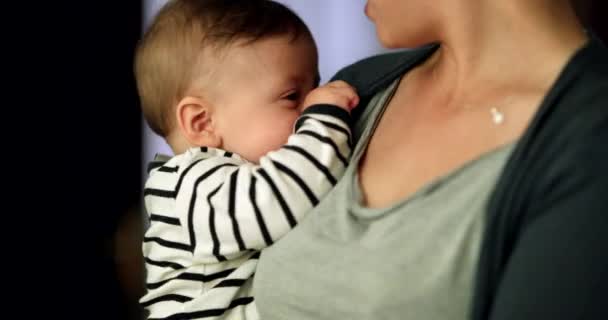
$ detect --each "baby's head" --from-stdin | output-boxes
[135,0,319,161]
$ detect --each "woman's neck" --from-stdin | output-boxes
[413,0,589,105]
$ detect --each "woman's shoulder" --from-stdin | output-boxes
[511,37,608,206]
[572,36,608,96]
[547,37,608,141]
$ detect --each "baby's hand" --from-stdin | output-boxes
[302,80,359,112]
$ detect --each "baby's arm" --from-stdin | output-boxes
[179,82,358,263]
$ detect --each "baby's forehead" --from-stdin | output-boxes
[215,36,316,69]
[194,34,317,95]
[229,34,316,57]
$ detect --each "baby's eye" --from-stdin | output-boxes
[283,91,300,101]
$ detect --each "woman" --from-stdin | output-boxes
[253,0,608,319]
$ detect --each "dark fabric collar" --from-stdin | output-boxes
[330,43,439,120]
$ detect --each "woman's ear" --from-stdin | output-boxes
[175,96,222,148]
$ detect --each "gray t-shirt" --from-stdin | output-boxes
[254,79,516,320]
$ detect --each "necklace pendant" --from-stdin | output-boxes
[491,108,504,125]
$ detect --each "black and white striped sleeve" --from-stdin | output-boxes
[174,104,352,262]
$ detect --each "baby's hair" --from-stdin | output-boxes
[134,0,313,136]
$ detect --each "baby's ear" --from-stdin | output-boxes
[175,96,222,148]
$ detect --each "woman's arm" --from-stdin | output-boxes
[488,131,608,320]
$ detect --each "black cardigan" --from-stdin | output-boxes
[332,36,608,320]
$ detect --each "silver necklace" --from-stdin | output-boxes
[490,107,505,125]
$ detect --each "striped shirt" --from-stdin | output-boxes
[140,105,352,320]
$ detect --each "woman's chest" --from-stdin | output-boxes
[358,91,530,208]
[255,170,494,320]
